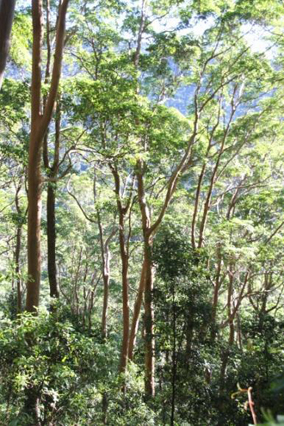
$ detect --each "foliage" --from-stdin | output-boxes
[0,308,157,425]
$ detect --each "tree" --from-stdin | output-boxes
[26,0,69,312]
[0,0,16,89]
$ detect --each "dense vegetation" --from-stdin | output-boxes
[1,0,284,424]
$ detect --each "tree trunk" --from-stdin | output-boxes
[136,160,155,396]
[220,268,235,391]
[144,235,155,396]
[24,387,41,426]
[14,184,23,313]
[26,142,42,312]
[191,163,206,249]
[43,0,59,303]
[101,268,110,339]
[210,245,222,341]
[102,392,108,425]
[110,164,131,374]
[119,213,130,373]
[170,281,177,426]
[98,213,111,340]
[47,182,59,299]
[219,320,234,391]
[45,98,62,302]
[15,224,22,313]
[0,0,16,89]
[128,258,146,360]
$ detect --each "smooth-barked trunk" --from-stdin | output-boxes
[0,0,16,89]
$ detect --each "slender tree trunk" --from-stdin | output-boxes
[43,0,59,302]
[0,0,16,89]
[47,182,59,298]
[102,255,110,339]
[144,235,155,396]
[136,160,155,396]
[15,225,22,313]
[14,185,23,313]
[220,267,234,391]
[170,280,177,426]
[110,164,131,373]
[98,212,111,340]
[46,101,61,301]
[24,388,41,426]
[26,0,43,312]
[133,0,147,68]
[186,317,194,356]
[191,163,206,249]
[236,313,243,351]
[102,392,108,425]
[220,319,234,391]
[26,145,42,311]
[210,245,222,341]
[128,258,146,360]
[119,213,130,373]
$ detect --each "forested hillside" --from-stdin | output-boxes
[1,1,284,425]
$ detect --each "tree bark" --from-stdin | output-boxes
[46,101,61,301]
[26,0,43,313]
[118,211,130,373]
[144,235,155,396]
[110,164,130,373]
[191,163,206,249]
[15,186,23,313]
[43,0,59,301]
[47,182,59,298]
[15,225,22,313]
[98,211,113,340]
[26,143,42,311]
[136,160,155,396]
[220,266,235,391]
[210,244,222,341]
[101,257,110,340]
[128,258,146,360]
[0,0,16,89]
[170,280,177,426]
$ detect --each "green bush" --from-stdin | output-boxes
[0,308,156,425]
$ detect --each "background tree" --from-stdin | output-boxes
[0,0,16,89]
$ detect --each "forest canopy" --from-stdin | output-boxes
[1,0,284,425]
